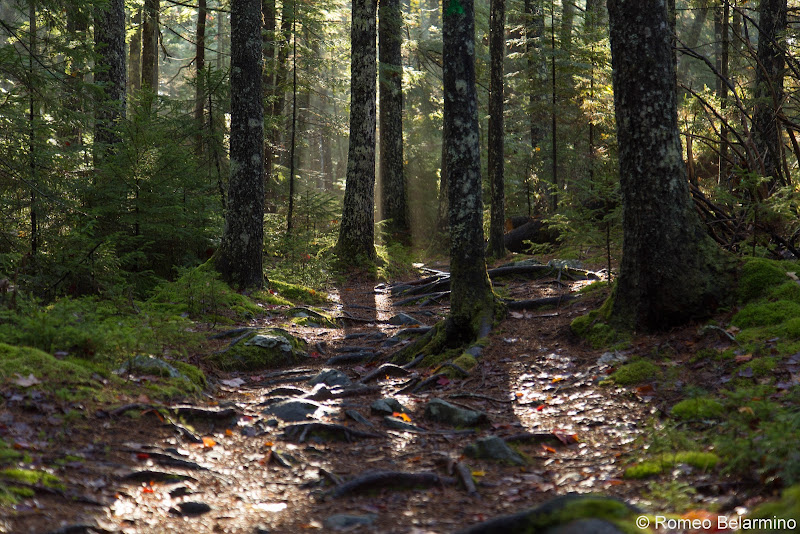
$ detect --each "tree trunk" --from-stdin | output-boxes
[141,0,159,92]
[262,0,276,189]
[443,0,495,339]
[379,0,408,239]
[337,0,377,263]
[216,0,265,288]
[607,0,731,330]
[93,0,126,164]
[677,1,709,89]
[129,9,142,93]
[487,0,506,258]
[194,0,207,155]
[753,0,787,187]
[717,1,729,184]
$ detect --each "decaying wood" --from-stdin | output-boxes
[503,219,559,253]
[331,470,455,498]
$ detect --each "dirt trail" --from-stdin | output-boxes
[5,270,654,534]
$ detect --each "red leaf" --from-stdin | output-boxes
[553,430,579,445]
[136,453,150,460]
[437,376,451,386]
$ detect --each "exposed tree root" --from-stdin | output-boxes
[505,294,578,310]
[359,363,411,383]
[330,470,455,498]
[455,462,479,498]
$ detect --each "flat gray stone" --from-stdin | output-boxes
[463,435,525,466]
[370,398,406,416]
[345,410,375,428]
[115,355,186,380]
[424,398,488,427]
[323,514,377,530]
[262,399,329,422]
[388,313,419,326]
[307,368,352,387]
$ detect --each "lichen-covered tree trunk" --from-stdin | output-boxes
[262,0,277,192]
[93,0,126,164]
[337,0,377,263]
[379,0,408,239]
[216,0,265,288]
[607,0,731,330]
[487,0,506,258]
[141,0,159,92]
[444,0,495,339]
[194,0,207,155]
[128,9,142,94]
[753,0,787,187]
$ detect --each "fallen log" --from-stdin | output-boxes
[504,219,559,253]
[331,470,455,498]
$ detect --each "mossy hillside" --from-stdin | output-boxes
[207,328,308,371]
[518,495,646,534]
[610,359,661,386]
[0,343,108,389]
[435,353,478,378]
[0,464,64,505]
[750,485,800,526]
[624,451,720,479]
[571,291,626,349]
[284,307,338,328]
[268,279,328,305]
[737,258,791,303]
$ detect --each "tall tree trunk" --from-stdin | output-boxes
[549,1,558,211]
[677,1,710,89]
[443,0,495,339]
[129,9,142,93]
[141,0,159,92]
[29,0,37,255]
[216,0,265,288]
[607,0,731,330]
[262,0,277,189]
[379,0,408,239]
[717,1,729,184]
[337,0,377,263]
[487,0,506,258]
[753,0,787,187]
[93,0,126,165]
[524,0,545,214]
[195,0,207,155]
[287,3,297,232]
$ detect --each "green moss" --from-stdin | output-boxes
[570,292,626,349]
[0,344,98,387]
[0,468,64,490]
[452,353,477,371]
[578,281,610,294]
[733,300,800,328]
[206,328,307,371]
[750,485,800,524]
[269,279,328,305]
[625,452,720,479]
[171,361,206,389]
[531,496,644,534]
[671,397,725,420]
[284,307,338,328]
[611,360,661,386]
[737,357,777,378]
[737,258,788,303]
[768,281,800,304]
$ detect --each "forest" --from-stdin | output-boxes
[3,0,800,532]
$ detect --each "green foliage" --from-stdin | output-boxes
[610,360,661,386]
[732,300,800,328]
[750,485,800,524]
[671,397,725,420]
[268,279,328,305]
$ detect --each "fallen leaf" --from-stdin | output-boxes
[735,353,753,363]
[220,378,246,387]
[393,412,412,423]
[738,406,755,416]
[202,437,216,448]
[509,311,524,319]
[471,470,486,477]
[310,352,321,359]
[436,376,450,386]
[136,453,150,460]
[12,373,40,388]
[553,430,579,445]
[264,441,274,448]
[542,444,556,453]
[536,405,545,411]
[636,384,655,395]
[225,429,234,436]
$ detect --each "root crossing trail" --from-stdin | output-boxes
[7,269,654,534]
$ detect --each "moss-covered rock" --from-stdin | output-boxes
[737,258,789,303]
[0,343,105,389]
[610,360,661,386]
[207,328,307,371]
[285,307,338,328]
[671,397,725,420]
[269,280,328,305]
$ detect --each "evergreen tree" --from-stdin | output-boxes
[93,0,126,164]
[216,0,265,288]
[337,0,377,263]
[487,0,506,258]
[379,0,408,239]
[607,0,731,329]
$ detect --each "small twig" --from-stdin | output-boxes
[455,462,479,498]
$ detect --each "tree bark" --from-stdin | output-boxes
[487,0,505,258]
[141,0,159,92]
[337,0,378,263]
[93,0,126,164]
[607,0,731,330]
[194,0,207,155]
[216,0,265,288]
[753,0,787,187]
[379,0,408,239]
[129,9,142,93]
[262,0,277,189]
[443,0,495,338]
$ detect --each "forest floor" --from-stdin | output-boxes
[0,259,779,533]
